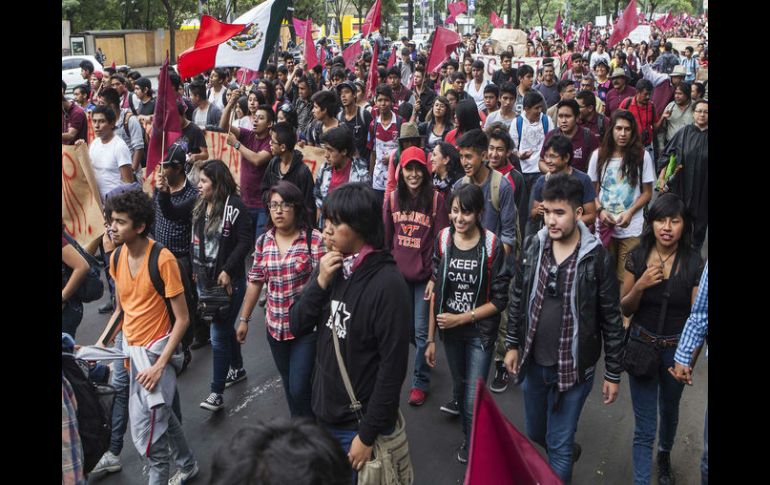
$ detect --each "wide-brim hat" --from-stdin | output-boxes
[398,122,424,143]
[609,68,629,80]
[669,65,687,78]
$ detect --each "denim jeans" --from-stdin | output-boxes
[324,423,396,485]
[442,335,494,440]
[145,405,196,485]
[109,331,130,456]
[521,361,595,485]
[61,300,83,338]
[407,280,431,392]
[701,405,708,485]
[247,207,268,240]
[206,279,246,394]
[627,334,685,485]
[266,329,317,417]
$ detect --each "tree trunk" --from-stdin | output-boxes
[408,0,414,39]
[514,0,521,28]
[161,0,176,63]
[287,0,296,45]
[507,0,512,28]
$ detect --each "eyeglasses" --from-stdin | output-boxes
[268,202,294,212]
[546,265,559,297]
[693,110,708,114]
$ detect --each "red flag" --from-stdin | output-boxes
[565,26,574,43]
[145,53,182,177]
[110,61,116,71]
[465,380,562,485]
[426,27,462,74]
[387,46,397,69]
[177,15,247,78]
[304,19,319,70]
[366,42,379,100]
[342,40,363,71]
[362,0,382,36]
[236,68,259,85]
[554,10,563,39]
[292,17,308,39]
[607,0,639,48]
[446,1,467,24]
[490,12,504,29]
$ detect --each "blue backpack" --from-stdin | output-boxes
[515,114,550,151]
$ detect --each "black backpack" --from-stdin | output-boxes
[62,353,116,475]
[62,233,105,303]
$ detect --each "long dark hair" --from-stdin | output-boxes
[264,180,312,231]
[638,193,694,260]
[596,110,644,188]
[426,96,453,128]
[434,142,464,184]
[396,161,434,215]
[193,159,239,238]
[258,79,276,106]
[455,99,482,134]
[448,183,484,234]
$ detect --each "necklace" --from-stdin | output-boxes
[655,246,675,268]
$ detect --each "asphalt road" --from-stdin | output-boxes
[76,272,707,485]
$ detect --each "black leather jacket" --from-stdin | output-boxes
[505,222,625,384]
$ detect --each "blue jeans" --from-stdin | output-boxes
[266,329,317,418]
[247,207,268,240]
[145,404,196,485]
[442,335,494,440]
[61,300,83,338]
[109,331,130,456]
[206,279,246,394]
[627,335,685,485]
[407,280,431,392]
[324,422,396,485]
[521,362,595,485]
[701,405,708,485]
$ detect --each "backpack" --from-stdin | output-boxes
[462,168,503,212]
[62,353,115,474]
[435,227,499,308]
[62,232,105,303]
[515,114,550,151]
[597,113,606,138]
[620,97,656,130]
[206,87,228,108]
[122,110,149,166]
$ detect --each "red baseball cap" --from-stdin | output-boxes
[399,146,427,169]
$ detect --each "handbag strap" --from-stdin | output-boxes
[655,251,681,336]
[330,307,364,419]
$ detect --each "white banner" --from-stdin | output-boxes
[628,25,651,44]
[595,15,607,27]
[472,54,562,83]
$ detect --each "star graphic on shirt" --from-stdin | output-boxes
[327,300,351,339]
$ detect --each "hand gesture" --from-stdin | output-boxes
[155,165,168,192]
[436,312,465,330]
[236,321,249,344]
[217,271,233,295]
[317,251,343,289]
[602,380,619,404]
[636,264,664,290]
[504,348,519,375]
[668,362,693,385]
[425,341,436,368]
[614,211,632,228]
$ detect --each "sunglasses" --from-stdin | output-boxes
[546,265,559,298]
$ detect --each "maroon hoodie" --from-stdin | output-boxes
[383,190,450,282]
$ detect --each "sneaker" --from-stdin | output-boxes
[440,399,461,416]
[200,392,224,412]
[573,442,582,463]
[408,388,427,406]
[91,450,122,475]
[456,441,469,464]
[224,367,247,388]
[168,461,199,485]
[489,361,509,393]
[658,451,674,485]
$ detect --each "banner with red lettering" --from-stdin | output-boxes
[471,54,561,83]
[62,144,105,250]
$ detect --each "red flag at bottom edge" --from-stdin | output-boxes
[464,379,563,485]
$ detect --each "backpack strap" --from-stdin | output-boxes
[621,97,632,110]
[431,191,439,220]
[541,113,549,133]
[129,92,138,116]
[597,113,605,137]
[516,115,524,151]
[122,111,132,139]
[148,242,175,325]
[389,190,397,215]
[306,227,314,266]
[582,128,591,157]
[489,168,502,213]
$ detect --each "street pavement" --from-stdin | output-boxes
[78,272,707,485]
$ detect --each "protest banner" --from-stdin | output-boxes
[298,145,327,180]
[86,113,95,145]
[487,28,528,56]
[628,25,651,44]
[472,54,562,83]
[205,130,242,182]
[667,37,700,54]
[62,144,105,251]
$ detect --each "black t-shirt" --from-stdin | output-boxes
[443,246,482,340]
[532,251,570,367]
[625,247,704,336]
[178,122,206,155]
[338,107,373,159]
[492,68,517,87]
[137,98,156,116]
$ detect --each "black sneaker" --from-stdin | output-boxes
[573,442,582,463]
[489,361,509,393]
[200,392,224,412]
[440,399,461,416]
[456,441,469,464]
[225,367,247,388]
[658,451,674,485]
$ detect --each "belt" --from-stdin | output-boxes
[636,327,679,348]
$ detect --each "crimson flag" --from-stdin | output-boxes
[387,46,397,69]
[565,26,573,43]
[304,19,319,70]
[465,380,562,485]
[342,40,363,71]
[490,11,504,29]
[145,53,182,177]
[236,68,259,85]
[366,41,379,100]
[446,1,467,24]
[426,27,462,74]
[293,17,308,39]
[177,15,247,78]
[607,0,639,48]
[110,61,116,71]
[362,0,382,36]
[554,10,563,39]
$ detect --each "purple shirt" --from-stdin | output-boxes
[604,85,637,117]
[540,128,601,173]
[62,102,87,145]
[237,128,271,209]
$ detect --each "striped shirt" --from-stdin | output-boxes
[62,376,86,485]
[153,181,198,257]
[249,227,326,340]
[675,262,708,366]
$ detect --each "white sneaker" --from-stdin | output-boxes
[168,461,199,485]
[91,450,122,474]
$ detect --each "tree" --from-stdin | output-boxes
[328,0,354,44]
[532,0,553,39]
[160,0,198,62]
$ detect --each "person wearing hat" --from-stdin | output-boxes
[384,121,425,196]
[89,70,105,102]
[592,58,611,103]
[384,145,450,408]
[604,68,636,117]
[336,81,373,160]
[641,63,687,121]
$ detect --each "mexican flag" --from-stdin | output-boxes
[178,0,289,78]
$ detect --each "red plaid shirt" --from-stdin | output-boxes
[249,227,326,340]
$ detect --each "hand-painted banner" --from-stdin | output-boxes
[298,145,326,180]
[205,130,243,183]
[62,144,105,249]
[472,54,562,83]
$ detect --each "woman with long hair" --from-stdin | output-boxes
[237,181,326,417]
[425,183,510,463]
[588,110,655,283]
[445,99,482,146]
[237,89,263,129]
[419,96,454,153]
[431,142,464,197]
[193,160,254,412]
[463,56,473,80]
[384,147,450,407]
[257,79,277,111]
[620,193,704,485]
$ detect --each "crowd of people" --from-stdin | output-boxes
[62,14,708,485]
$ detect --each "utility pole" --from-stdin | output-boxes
[408,0,414,39]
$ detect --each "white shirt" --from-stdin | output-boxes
[193,106,209,129]
[590,52,611,70]
[237,115,255,129]
[509,114,555,174]
[89,136,133,199]
[588,150,655,239]
[484,110,515,130]
[208,87,225,111]
[465,79,490,111]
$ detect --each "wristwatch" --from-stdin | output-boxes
[233,141,241,150]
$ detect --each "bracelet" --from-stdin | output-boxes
[426,339,435,344]
[471,309,476,324]
[239,316,250,323]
